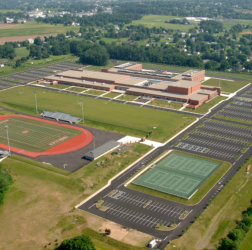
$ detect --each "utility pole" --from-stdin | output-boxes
[80,98,84,124]
[34,89,38,114]
[5,125,10,155]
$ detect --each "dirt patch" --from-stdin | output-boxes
[0,24,22,29]
[241,32,252,35]
[0,34,56,45]
[98,220,151,246]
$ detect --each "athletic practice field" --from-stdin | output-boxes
[133,153,221,199]
[0,114,93,158]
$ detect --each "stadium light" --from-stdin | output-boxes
[34,89,38,114]
[5,125,10,155]
[80,98,84,123]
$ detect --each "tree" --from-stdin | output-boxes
[218,238,238,250]
[80,45,109,66]
[55,235,95,250]
[0,165,12,205]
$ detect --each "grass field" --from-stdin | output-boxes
[131,15,196,32]
[0,54,78,77]
[133,152,221,199]
[103,92,121,99]
[185,96,227,114]
[15,47,29,58]
[86,89,106,96]
[49,83,69,89]
[203,78,250,93]
[0,115,81,152]
[141,62,252,81]
[0,22,79,37]
[0,86,196,142]
[166,154,252,250]
[240,227,252,250]
[68,86,87,92]
[0,143,151,249]
[117,94,138,101]
[149,99,183,110]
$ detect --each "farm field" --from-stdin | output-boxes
[131,15,196,32]
[166,154,252,250]
[0,22,79,38]
[0,144,151,250]
[0,86,195,142]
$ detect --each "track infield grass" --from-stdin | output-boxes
[0,86,196,142]
[129,151,231,205]
[133,152,222,199]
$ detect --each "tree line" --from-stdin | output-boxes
[218,199,252,250]
[0,164,12,205]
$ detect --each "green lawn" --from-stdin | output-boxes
[49,83,69,89]
[0,86,196,142]
[185,96,227,114]
[117,94,138,101]
[103,92,121,99]
[15,47,29,58]
[85,60,114,71]
[68,86,87,92]
[240,227,252,250]
[0,22,79,37]
[166,154,252,250]
[141,62,252,81]
[86,89,107,96]
[150,99,183,110]
[0,54,78,77]
[203,78,250,93]
[0,144,151,249]
[129,151,230,205]
[131,15,196,32]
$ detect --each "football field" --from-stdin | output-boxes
[0,114,93,157]
[133,153,221,199]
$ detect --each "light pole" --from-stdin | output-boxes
[34,89,38,114]
[80,98,84,124]
[5,125,10,155]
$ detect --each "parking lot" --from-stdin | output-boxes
[0,61,81,91]
[78,84,252,241]
[82,187,188,238]
[176,85,252,162]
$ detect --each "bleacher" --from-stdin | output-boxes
[41,111,80,124]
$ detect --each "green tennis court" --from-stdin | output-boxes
[133,152,221,199]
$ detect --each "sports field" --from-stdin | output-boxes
[0,114,93,158]
[133,153,221,199]
[0,86,195,142]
